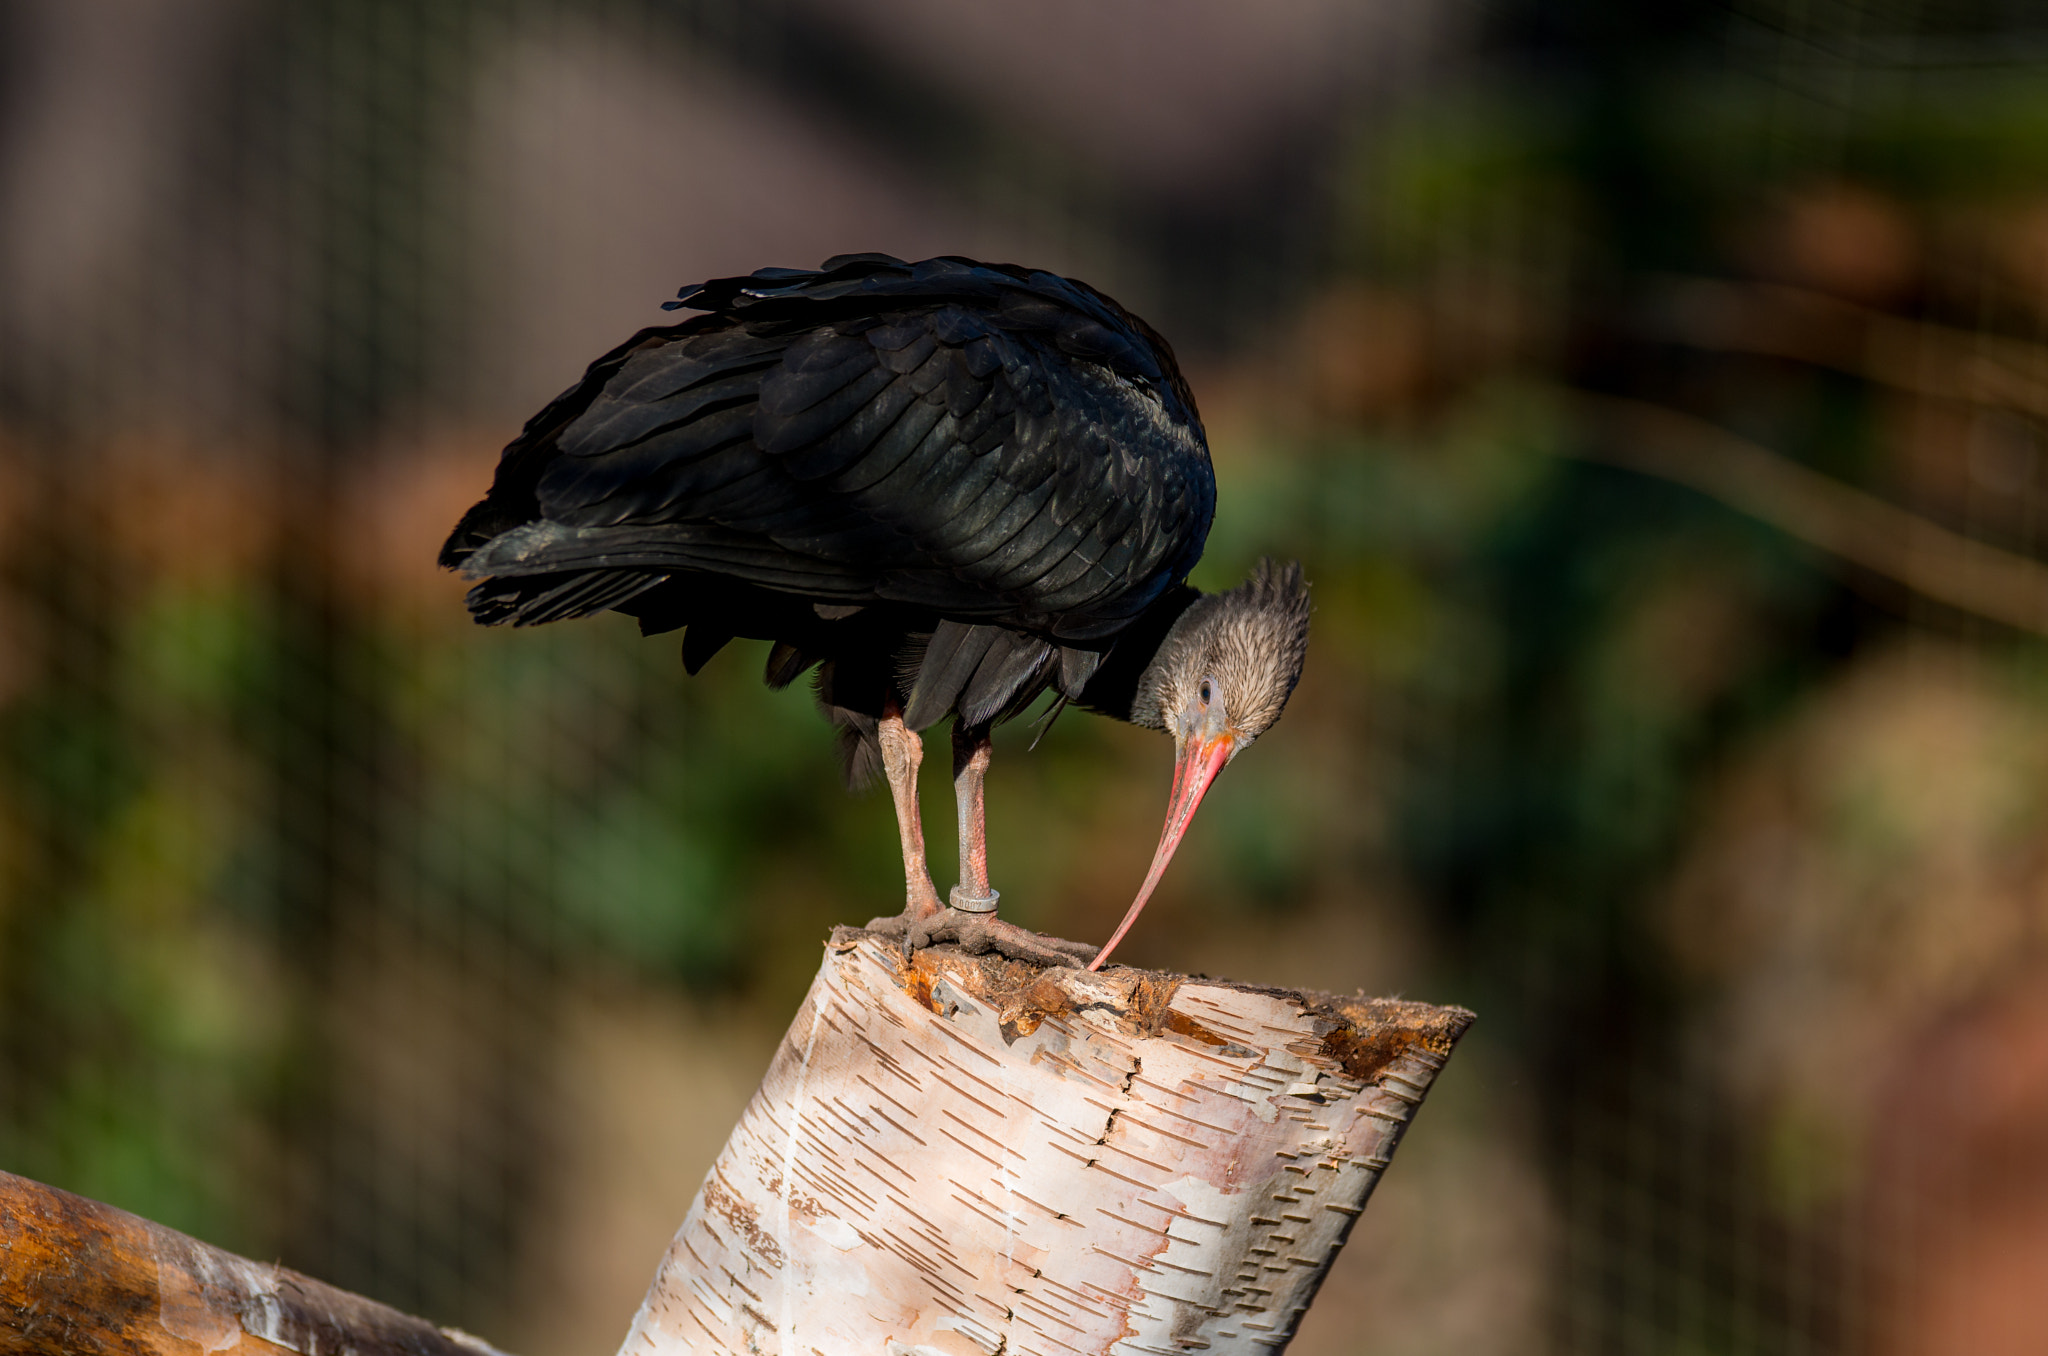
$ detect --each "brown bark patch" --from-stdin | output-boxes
[1163,1007,1231,1047]
[700,1171,783,1269]
[1314,997,1475,1081]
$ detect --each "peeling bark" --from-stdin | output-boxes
[621,929,1473,1356]
[0,1169,511,1356]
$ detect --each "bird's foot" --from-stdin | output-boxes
[865,889,943,946]
[873,907,1098,969]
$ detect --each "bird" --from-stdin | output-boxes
[440,253,1310,969]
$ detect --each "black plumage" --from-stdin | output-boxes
[444,253,1311,967]
[442,253,1213,758]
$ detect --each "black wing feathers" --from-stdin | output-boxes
[443,254,1217,723]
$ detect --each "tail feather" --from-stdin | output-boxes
[682,623,734,675]
[764,640,814,689]
[903,620,997,728]
[465,568,664,626]
[827,705,883,790]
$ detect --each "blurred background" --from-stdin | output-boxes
[4,1,2048,1352]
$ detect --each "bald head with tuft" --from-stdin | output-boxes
[1135,558,1312,746]
[1090,559,1312,969]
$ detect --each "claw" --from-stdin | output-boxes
[866,908,1092,968]
[904,910,948,956]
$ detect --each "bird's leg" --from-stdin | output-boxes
[865,715,1092,967]
[879,722,1095,968]
[870,709,943,925]
[948,726,998,912]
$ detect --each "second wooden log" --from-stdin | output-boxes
[0,1169,511,1356]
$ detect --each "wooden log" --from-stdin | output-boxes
[0,1170,511,1356]
[620,929,1474,1356]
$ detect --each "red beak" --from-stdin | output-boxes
[1087,731,1236,971]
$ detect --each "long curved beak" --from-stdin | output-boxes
[1087,731,1236,971]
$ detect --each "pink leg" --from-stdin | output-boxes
[877,710,942,921]
[950,728,997,912]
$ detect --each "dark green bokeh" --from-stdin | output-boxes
[3,1,2046,1350]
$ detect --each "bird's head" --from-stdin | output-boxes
[1090,559,1311,969]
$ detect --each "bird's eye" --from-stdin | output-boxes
[1199,680,1213,705]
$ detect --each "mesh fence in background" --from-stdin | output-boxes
[3,3,2047,1354]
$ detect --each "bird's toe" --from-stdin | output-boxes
[947,915,1092,968]
[902,911,953,956]
[862,905,955,960]
[864,907,1093,968]
[1044,935,1103,962]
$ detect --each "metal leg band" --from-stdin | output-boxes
[948,886,1000,914]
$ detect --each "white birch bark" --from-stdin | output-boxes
[618,929,1473,1356]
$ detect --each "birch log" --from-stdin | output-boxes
[0,1169,511,1356]
[620,928,1473,1356]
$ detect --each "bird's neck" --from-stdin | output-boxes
[1073,584,1202,728]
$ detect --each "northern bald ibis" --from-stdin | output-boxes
[441,254,1310,969]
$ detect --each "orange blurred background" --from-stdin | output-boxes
[5,3,2048,1353]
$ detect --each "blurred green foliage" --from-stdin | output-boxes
[5,0,2048,1350]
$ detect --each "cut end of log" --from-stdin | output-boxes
[837,923,1474,1085]
[622,928,1475,1356]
